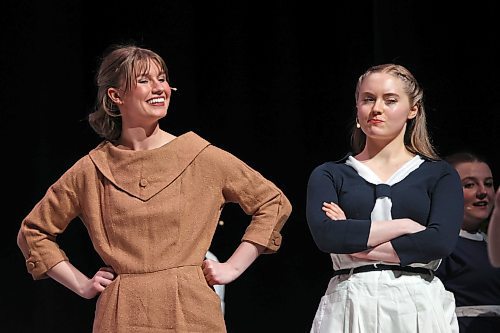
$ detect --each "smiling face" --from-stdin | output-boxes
[355,72,418,143]
[108,59,172,128]
[455,161,495,231]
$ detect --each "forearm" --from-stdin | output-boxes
[226,241,266,277]
[47,261,90,297]
[351,242,400,263]
[367,219,424,248]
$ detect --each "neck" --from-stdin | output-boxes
[462,217,483,234]
[358,136,412,163]
[118,125,173,151]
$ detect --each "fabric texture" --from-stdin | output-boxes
[436,230,500,332]
[307,154,463,333]
[18,131,292,332]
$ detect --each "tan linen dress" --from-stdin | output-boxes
[18,131,292,332]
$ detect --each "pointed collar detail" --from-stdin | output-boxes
[89,131,210,201]
[459,229,487,242]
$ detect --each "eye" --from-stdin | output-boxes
[463,182,475,189]
[137,77,149,84]
[485,180,494,188]
[385,98,397,104]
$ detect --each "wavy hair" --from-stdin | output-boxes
[88,44,169,141]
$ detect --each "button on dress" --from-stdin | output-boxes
[18,131,292,332]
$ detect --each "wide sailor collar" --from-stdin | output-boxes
[89,131,210,201]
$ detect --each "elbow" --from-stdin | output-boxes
[310,230,345,254]
[315,240,333,254]
[428,241,456,261]
[17,224,30,258]
[309,230,331,253]
[281,194,293,219]
[17,227,25,249]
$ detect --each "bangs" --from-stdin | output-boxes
[123,51,169,92]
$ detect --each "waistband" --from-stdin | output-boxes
[456,305,500,317]
[332,264,434,279]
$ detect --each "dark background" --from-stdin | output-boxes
[3,1,499,332]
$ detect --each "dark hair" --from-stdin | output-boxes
[351,63,439,159]
[88,44,169,141]
[445,152,489,167]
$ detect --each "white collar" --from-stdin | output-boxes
[346,155,423,185]
[459,229,487,242]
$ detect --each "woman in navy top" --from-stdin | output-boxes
[306,64,463,333]
[435,152,500,332]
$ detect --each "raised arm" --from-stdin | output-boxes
[203,241,265,286]
[215,146,292,254]
[46,261,115,299]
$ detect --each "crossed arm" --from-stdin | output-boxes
[322,202,425,263]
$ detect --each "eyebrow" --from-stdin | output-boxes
[461,176,494,182]
[136,72,167,78]
[359,91,400,97]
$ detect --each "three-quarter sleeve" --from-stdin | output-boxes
[391,163,463,265]
[210,147,292,253]
[306,163,371,254]
[17,160,84,280]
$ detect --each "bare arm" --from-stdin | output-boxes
[202,241,265,286]
[350,242,399,263]
[488,188,500,267]
[47,261,115,299]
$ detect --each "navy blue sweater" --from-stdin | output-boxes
[306,155,463,266]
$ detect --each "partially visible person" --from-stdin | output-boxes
[488,188,500,267]
[205,250,226,314]
[17,44,292,332]
[435,152,500,332]
[306,63,463,332]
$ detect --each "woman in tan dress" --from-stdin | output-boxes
[17,44,292,332]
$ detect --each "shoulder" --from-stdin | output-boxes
[308,153,356,186]
[420,157,459,178]
[310,153,352,175]
[192,135,244,165]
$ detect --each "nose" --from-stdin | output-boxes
[151,79,165,94]
[372,98,384,114]
[477,192,487,200]
[477,185,487,200]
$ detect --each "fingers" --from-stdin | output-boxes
[203,259,216,285]
[97,267,116,281]
[322,202,346,220]
[100,266,115,274]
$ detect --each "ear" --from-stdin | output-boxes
[408,104,418,120]
[107,87,122,104]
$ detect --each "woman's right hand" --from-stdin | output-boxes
[81,266,116,299]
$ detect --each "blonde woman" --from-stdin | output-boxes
[306,64,462,332]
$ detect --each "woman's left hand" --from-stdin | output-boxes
[202,259,239,286]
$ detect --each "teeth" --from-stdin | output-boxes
[148,98,165,104]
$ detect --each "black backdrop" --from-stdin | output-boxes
[3,1,499,332]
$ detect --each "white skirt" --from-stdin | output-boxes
[311,271,458,333]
